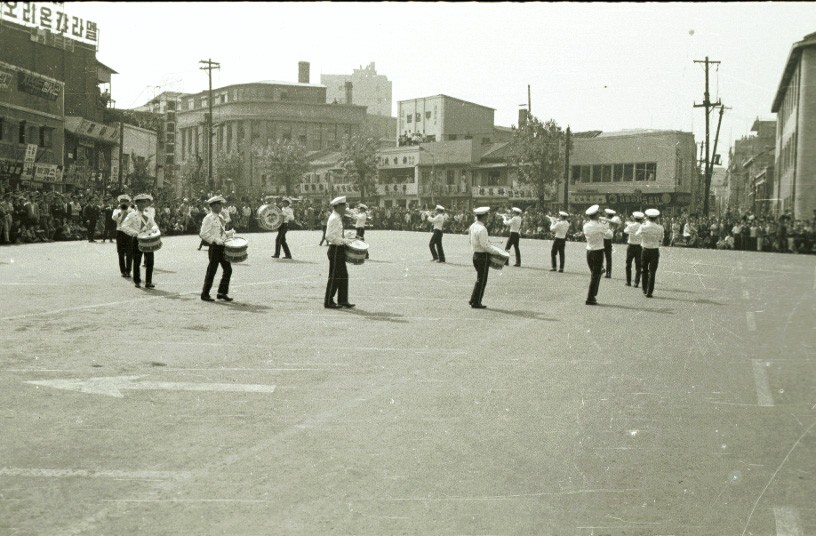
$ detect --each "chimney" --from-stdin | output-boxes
[345,81,353,105]
[298,61,310,84]
[518,109,528,128]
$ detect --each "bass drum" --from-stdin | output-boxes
[256,204,282,231]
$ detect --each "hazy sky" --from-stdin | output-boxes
[69,2,816,164]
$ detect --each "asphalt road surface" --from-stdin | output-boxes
[1,230,814,535]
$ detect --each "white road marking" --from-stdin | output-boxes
[751,360,774,407]
[26,375,277,398]
[0,467,192,480]
[746,311,757,331]
[774,507,803,536]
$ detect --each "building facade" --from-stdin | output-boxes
[725,120,776,216]
[135,91,187,194]
[398,95,497,146]
[567,130,697,216]
[321,62,392,117]
[0,3,116,192]
[771,31,816,219]
[176,78,366,197]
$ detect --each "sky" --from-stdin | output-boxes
[68,2,816,166]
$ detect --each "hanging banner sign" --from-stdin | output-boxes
[0,66,13,90]
[34,163,57,182]
[17,69,61,100]
[0,2,98,46]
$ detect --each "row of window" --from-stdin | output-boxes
[0,118,54,148]
[571,162,657,183]
[406,111,433,124]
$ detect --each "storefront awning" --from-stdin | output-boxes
[64,116,119,144]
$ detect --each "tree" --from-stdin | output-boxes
[254,140,310,197]
[127,154,155,193]
[508,115,565,208]
[339,135,379,202]
[215,151,244,195]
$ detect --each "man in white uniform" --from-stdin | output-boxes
[602,208,621,278]
[352,204,369,259]
[112,194,133,278]
[199,195,236,302]
[272,198,294,259]
[583,205,607,305]
[502,207,523,266]
[469,206,506,309]
[623,211,644,287]
[121,193,158,289]
[547,210,570,272]
[636,208,665,298]
[324,196,355,309]
[427,205,447,263]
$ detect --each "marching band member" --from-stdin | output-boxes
[352,204,369,259]
[602,208,621,278]
[547,210,570,272]
[623,211,645,287]
[469,206,505,309]
[112,194,133,278]
[636,208,665,298]
[427,205,447,263]
[121,193,158,289]
[583,205,607,305]
[502,207,523,266]
[324,196,355,309]
[272,198,293,259]
[199,195,235,302]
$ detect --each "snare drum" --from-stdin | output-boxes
[488,250,510,270]
[224,237,249,263]
[137,230,162,252]
[345,240,369,265]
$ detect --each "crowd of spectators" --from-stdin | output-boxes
[1,185,814,255]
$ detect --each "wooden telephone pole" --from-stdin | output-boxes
[199,59,220,189]
[693,56,721,216]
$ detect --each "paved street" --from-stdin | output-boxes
[1,231,814,535]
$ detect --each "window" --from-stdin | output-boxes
[39,126,52,148]
[415,113,421,123]
[166,122,175,133]
[613,164,623,182]
[447,169,455,184]
[166,132,175,144]
[646,162,657,181]
[425,111,431,119]
[623,163,634,181]
[19,121,26,143]
[166,101,176,111]
[406,113,412,124]
[591,165,602,183]
[635,162,648,181]
[601,165,612,182]
[448,134,457,141]
[165,154,175,165]
[571,165,582,184]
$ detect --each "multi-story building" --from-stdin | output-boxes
[397,95,513,146]
[725,120,775,215]
[321,62,392,117]
[771,31,816,219]
[176,63,366,197]
[567,130,697,216]
[135,91,187,194]
[0,3,116,192]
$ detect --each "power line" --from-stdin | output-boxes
[693,56,721,217]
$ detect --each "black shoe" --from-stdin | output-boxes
[197,247,202,251]
[438,260,445,263]
[145,283,155,289]
[471,304,487,309]
[558,269,564,272]
[431,258,438,262]
[604,274,611,279]
[271,255,280,258]
[550,268,557,271]
[625,282,631,286]
[284,256,293,259]
[513,264,521,267]
[217,294,233,302]
[121,273,128,278]
[324,302,340,309]
[134,282,141,288]
[646,294,653,298]
[201,295,214,302]
[634,284,639,288]
[339,302,355,308]
[585,299,598,305]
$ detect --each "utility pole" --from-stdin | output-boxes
[693,56,721,216]
[527,84,531,115]
[199,58,220,190]
[563,126,571,211]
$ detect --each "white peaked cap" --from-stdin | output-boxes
[473,206,490,215]
[604,208,616,215]
[645,208,660,217]
[512,207,522,213]
[436,205,445,211]
[586,204,600,216]
[133,193,153,202]
[330,196,347,206]
[558,211,569,217]
[207,195,226,205]
[632,211,645,219]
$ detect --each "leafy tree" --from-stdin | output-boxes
[180,155,205,197]
[255,140,310,197]
[215,151,244,195]
[339,135,379,202]
[127,154,155,193]
[508,115,565,208]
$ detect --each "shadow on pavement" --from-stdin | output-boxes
[480,308,559,321]
[593,302,675,314]
[269,259,319,265]
[337,307,408,324]
[212,301,274,314]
